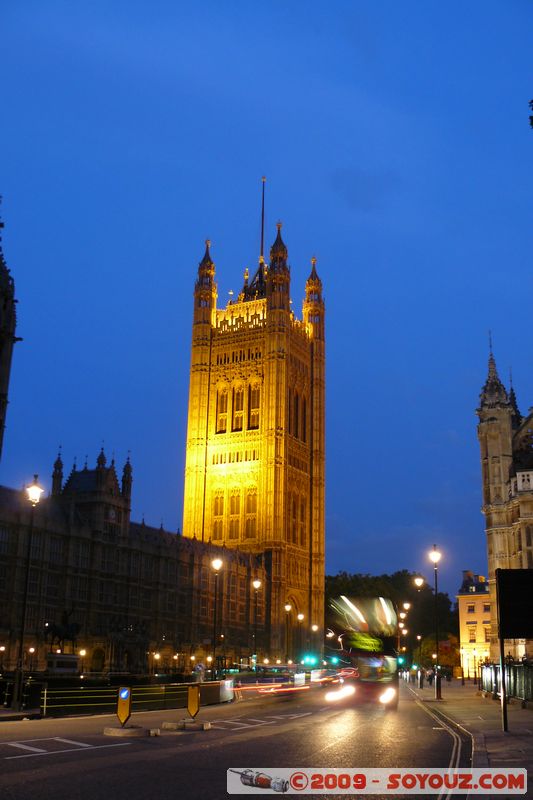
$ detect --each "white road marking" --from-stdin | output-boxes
[53,738,92,748]
[7,743,47,753]
[5,743,132,760]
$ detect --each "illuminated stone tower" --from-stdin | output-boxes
[477,346,533,661]
[182,218,325,656]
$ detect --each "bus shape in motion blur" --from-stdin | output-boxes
[324,595,399,710]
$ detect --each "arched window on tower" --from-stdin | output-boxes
[299,499,306,547]
[302,397,307,443]
[232,386,244,431]
[229,490,241,539]
[244,487,257,539]
[291,494,298,544]
[294,392,299,439]
[212,492,224,540]
[287,389,292,435]
[216,389,228,434]
[248,384,260,429]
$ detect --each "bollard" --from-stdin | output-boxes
[435,674,442,700]
[418,671,424,689]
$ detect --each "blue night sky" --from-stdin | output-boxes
[2,2,531,599]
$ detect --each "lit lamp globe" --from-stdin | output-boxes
[26,476,44,507]
[212,558,223,572]
[429,547,442,565]
[297,613,304,622]
[311,624,319,632]
[414,577,424,589]
[284,604,292,613]
[253,579,261,590]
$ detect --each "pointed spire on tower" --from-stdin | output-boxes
[199,239,214,268]
[52,446,64,495]
[260,176,266,261]
[509,368,522,424]
[270,221,288,268]
[97,447,107,468]
[479,338,510,409]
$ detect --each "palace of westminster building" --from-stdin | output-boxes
[0,206,326,674]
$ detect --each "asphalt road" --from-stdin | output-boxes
[0,682,472,800]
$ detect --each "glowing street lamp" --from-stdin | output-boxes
[252,579,262,659]
[414,577,424,590]
[297,613,304,661]
[403,603,411,611]
[284,604,292,661]
[211,558,223,680]
[13,475,43,710]
[428,544,442,699]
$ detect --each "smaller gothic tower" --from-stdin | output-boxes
[121,455,132,504]
[52,450,64,495]
[477,349,513,508]
[0,203,19,459]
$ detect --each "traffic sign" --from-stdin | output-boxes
[188,684,200,718]
[117,686,132,727]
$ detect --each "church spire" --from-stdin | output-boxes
[509,369,522,425]
[479,343,509,409]
[269,222,288,269]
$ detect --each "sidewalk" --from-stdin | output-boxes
[407,678,533,779]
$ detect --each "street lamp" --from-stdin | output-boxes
[13,475,43,709]
[416,635,422,666]
[252,579,261,662]
[428,544,442,699]
[284,604,292,662]
[79,649,87,674]
[473,648,478,686]
[28,647,35,672]
[297,613,304,661]
[414,576,424,590]
[403,603,411,611]
[211,558,223,680]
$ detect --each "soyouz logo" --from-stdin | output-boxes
[227,767,527,794]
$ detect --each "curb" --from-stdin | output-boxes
[103,725,148,737]
[162,719,211,731]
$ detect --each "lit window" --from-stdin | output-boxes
[248,384,260,429]
[232,387,244,431]
[216,389,228,433]
[469,627,476,642]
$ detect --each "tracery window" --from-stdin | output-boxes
[216,389,228,433]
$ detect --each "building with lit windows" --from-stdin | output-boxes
[182,224,325,657]
[456,570,490,678]
[477,349,533,660]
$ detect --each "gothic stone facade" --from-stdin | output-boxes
[477,351,533,660]
[0,453,266,674]
[182,227,325,657]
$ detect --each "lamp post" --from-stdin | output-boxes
[13,475,43,710]
[0,645,5,673]
[252,579,261,663]
[28,647,35,672]
[428,544,442,700]
[284,604,292,662]
[473,648,478,686]
[79,649,86,675]
[297,613,304,661]
[414,577,424,591]
[211,558,223,680]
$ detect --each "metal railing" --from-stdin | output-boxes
[480,663,533,701]
[1,678,232,717]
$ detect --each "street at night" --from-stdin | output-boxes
[0,682,473,800]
